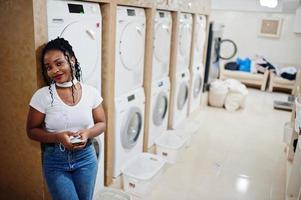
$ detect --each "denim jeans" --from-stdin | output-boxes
[43,143,97,200]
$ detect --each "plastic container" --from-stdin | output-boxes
[155,131,186,164]
[96,187,132,200]
[283,121,294,145]
[121,153,165,198]
[208,80,228,108]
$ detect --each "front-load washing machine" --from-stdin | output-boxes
[188,66,203,114]
[191,15,207,69]
[152,10,172,82]
[92,134,105,200]
[115,6,146,97]
[170,70,190,129]
[176,13,193,73]
[147,77,170,148]
[47,0,102,92]
[113,87,145,177]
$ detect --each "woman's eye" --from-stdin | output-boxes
[46,66,52,71]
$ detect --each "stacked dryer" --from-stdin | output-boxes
[113,6,146,177]
[170,13,193,129]
[188,15,207,114]
[147,11,172,148]
[46,0,105,198]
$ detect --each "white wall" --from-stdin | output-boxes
[211,10,301,66]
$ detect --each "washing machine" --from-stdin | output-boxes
[176,13,193,73]
[47,0,102,92]
[92,134,105,200]
[191,15,207,70]
[147,77,170,148]
[115,6,146,97]
[188,66,203,114]
[152,10,172,82]
[113,87,145,177]
[171,70,190,129]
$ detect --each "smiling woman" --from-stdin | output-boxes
[26,38,106,200]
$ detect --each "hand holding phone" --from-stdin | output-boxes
[69,135,86,145]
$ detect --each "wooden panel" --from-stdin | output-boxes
[100,2,117,186]
[0,0,44,199]
[116,0,154,8]
[142,8,156,152]
[167,11,180,129]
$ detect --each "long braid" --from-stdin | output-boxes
[41,37,82,105]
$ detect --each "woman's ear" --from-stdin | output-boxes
[70,57,76,66]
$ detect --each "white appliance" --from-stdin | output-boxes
[92,134,105,200]
[147,77,170,148]
[188,66,203,114]
[113,87,145,177]
[152,10,172,82]
[176,13,193,74]
[115,6,146,97]
[171,70,190,129]
[191,15,206,70]
[47,0,102,92]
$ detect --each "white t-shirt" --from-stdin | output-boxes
[29,83,103,133]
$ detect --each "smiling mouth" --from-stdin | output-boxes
[54,74,63,80]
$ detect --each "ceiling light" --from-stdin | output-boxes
[260,0,278,8]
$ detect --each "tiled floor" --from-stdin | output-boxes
[113,89,291,200]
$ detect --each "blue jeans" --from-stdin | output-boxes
[43,143,97,200]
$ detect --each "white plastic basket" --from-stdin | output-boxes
[96,187,132,200]
[121,153,165,198]
[155,131,186,164]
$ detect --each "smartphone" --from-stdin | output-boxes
[70,135,86,145]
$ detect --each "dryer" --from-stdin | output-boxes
[113,87,145,177]
[115,6,146,97]
[171,70,190,129]
[147,77,170,148]
[152,10,172,82]
[47,0,102,92]
[92,134,105,200]
[176,13,193,74]
[191,15,207,70]
[188,66,203,114]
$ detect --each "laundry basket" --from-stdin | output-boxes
[155,131,186,164]
[121,153,165,198]
[96,187,132,200]
[208,80,228,107]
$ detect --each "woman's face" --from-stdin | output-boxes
[43,50,74,84]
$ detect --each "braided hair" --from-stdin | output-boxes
[41,37,82,105]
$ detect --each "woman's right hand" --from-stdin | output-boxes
[55,131,76,150]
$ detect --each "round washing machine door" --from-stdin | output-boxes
[193,74,203,98]
[179,23,192,65]
[60,21,100,85]
[154,22,171,67]
[177,82,189,110]
[152,91,168,126]
[119,22,145,71]
[121,107,143,150]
